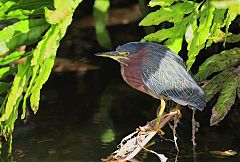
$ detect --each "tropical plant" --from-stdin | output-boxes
[196,48,240,126]
[0,0,82,151]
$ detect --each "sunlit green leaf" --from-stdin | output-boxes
[4,94,22,154]
[185,16,197,44]
[149,0,175,7]
[5,95,22,132]
[8,0,53,11]
[0,67,16,80]
[210,0,240,14]
[143,27,176,43]
[93,0,112,49]
[186,1,215,70]
[45,0,81,24]
[0,0,83,149]
[22,0,83,117]
[185,11,199,50]
[165,12,197,53]
[143,11,195,53]
[196,48,240,81]
[224,9,237,46]
[0,59,31,121]
[140,1,198,26]
[30,54,56,112]
[0,50,29,66]
[0,0,53,20]
[0,19,49,55]
[210,76,238,125]
[0,1,16,19]
[206,9,226,47]
[22,27,59,114]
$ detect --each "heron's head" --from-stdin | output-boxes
[95,42,148,64]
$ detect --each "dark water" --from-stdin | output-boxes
[6,21,240,162]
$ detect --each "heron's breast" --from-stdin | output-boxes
[120,50,158,98]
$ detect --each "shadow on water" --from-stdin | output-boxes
[7,15,240,162]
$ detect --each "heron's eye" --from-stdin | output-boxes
[119,52,129,56]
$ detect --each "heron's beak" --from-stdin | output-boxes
[95,51,127,61]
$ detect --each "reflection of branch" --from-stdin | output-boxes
[169,116,180,152]
[104,110,181,161]
[142,147,168,162]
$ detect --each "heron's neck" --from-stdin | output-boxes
[120,49,147,67]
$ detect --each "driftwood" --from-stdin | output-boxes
[102,110,181,162]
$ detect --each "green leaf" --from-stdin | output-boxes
[224,9,237,46]
[45,0,81,24]
[0,59,31,121]
[206,9,226,47]
[22,25,59,115]
[202,70,234,101]
[22,0,83,117]
[210,0,240,14]
[0,1,16,19]
[0,67,16,80]
[186,1,215,70]
[185,13,198,44]
[223,33,240,43]
[0,82,10,94]
[5,95,22,132]
[0,50,29,66]
[4,94,22,154]
[164,12,197,53]
[8,0,53,11]
[0,0,53,20]
[93,0,112,49]
[142,2,201,54]
[30,54,56,112]
[0,19,49,55]
[143,27,176,42]
[196,48,240,81]
[149,0,175,7]
[210,76,238,126]
[140,1,198,26]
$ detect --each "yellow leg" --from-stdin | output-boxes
[154,97,166,129]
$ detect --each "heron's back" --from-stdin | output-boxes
[140,43,206,110]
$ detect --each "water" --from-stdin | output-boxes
[11,69,240,162]
[5,22,240,162]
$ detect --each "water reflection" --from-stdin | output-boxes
[10,68,240,162]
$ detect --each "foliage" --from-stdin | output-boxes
[93,0,112,49]
[196,48,240,125]
[0,0,82,151]
[139,0,240,125]
[0,0,53,20]
[140,0,239,70]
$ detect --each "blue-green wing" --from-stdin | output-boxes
[141,44,206,110]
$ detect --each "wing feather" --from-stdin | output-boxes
[141,43,206,110]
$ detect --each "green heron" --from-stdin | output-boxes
[96,42,206,127]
